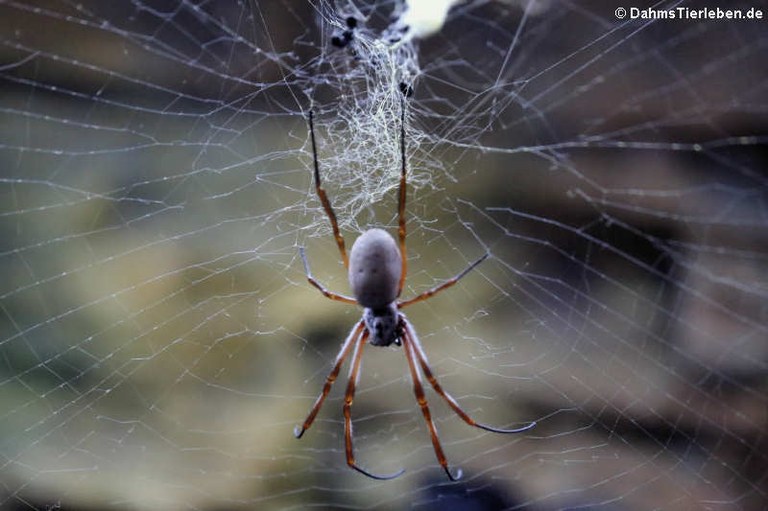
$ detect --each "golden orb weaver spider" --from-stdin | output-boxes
[296,97,535,481]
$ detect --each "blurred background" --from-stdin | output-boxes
[1,1,766,509]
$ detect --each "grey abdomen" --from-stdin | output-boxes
[349,228,402,308]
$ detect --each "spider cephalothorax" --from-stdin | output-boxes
[362,305,401,347]
[296,98,535,481]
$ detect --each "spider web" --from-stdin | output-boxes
[1,0,767,509]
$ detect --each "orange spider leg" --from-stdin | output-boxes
[404,317,536,434]
[401,320,462,481]
[308,110,349,269]
[294,320,365,439]
[397,97,408,296]
[343,329,405,480]
[299,247,357,305]
[398,253,489,308]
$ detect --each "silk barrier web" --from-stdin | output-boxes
[1,1,767,509]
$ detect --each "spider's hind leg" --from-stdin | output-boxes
[307,110,349,269]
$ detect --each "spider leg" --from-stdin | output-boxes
[344,329,406,480]
[403,317,536,434]
[294,320,365,439]
[398,253,489,308]
[397,96,408,297]
[401,322,463,481]
[299,247,357,305]
[308,110,349,269]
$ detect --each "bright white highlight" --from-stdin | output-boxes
[400,0,462,39]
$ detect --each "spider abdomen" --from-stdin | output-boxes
[349,228,402,309]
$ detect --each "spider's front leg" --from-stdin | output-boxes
[400,316,536,480]
[294,319,405,481]
[342,329,405,480]
[294,320,365,439]
[400,317,463,481]
[403,317,536,435]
